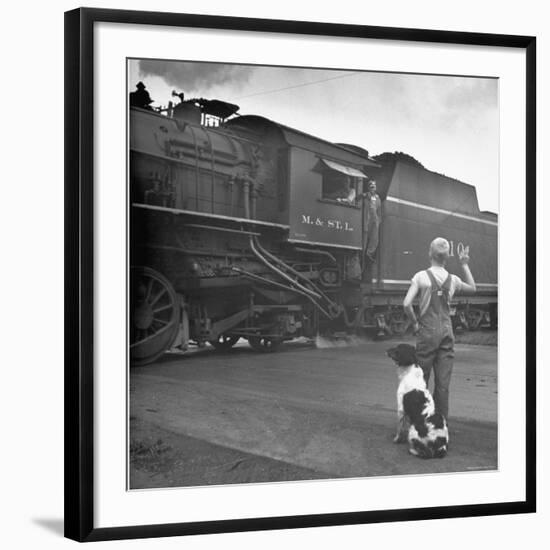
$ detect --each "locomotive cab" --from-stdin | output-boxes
[224,115,380,251]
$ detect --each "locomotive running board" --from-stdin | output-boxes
[287,237,361,251]
[132,203,290,230]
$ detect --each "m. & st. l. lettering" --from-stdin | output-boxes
[301,214,353,232]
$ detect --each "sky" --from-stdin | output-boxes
[129,59,499,213]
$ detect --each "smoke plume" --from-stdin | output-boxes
[138,60,252,94]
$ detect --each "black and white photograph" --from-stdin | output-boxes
[128,59,499,489]
[1,0,544,546]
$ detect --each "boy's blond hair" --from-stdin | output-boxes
[429,237,450,264]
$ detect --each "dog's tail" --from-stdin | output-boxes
[410,438,434,459]
[430,436,448,458]
[411,436,448,459]
[433,446,447,459]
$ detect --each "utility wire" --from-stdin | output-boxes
[231,71,363,100]
[229,73,494,221]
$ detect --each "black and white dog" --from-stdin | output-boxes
[387,344,449,459]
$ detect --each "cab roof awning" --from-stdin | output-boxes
[321,158,369,178]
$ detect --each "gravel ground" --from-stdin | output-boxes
[129,339,497,489]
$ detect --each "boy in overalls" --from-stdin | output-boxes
[403,238,476,421]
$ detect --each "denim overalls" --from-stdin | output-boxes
[416,270,455,420]
[363,193,381,260]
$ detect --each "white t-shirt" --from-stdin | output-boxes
[411,266,465,318]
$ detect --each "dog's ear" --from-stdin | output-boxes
[394,343,417,366]
[406,345,418,365]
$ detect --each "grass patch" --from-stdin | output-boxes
[130,437,174,474]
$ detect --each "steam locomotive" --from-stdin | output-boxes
[130,89,498,365]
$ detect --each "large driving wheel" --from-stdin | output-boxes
[130,266,179,366]
[248,335,283,353]
[209,335,240,351]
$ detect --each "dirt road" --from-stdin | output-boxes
[129,340,497,488]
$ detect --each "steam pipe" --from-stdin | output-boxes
[231,269,333,320]
[246,182,337,307]
[254,237,337,307]
[242,179,324,301]
[249,235,323,300]
[186,125,201,210]
[231,267,331,317]
[240,177,345,321]
[250,180,257,219]
[201,127,216,213]
[245,178,330,299]
[293,247,337,264]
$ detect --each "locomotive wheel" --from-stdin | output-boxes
[248,336,283,353]
[209,335,240,351]
[388,310,410,336]
[130,266,179,366]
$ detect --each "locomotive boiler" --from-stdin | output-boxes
[130,91,498,365]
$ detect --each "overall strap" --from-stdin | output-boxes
[425,270,452,292]
[425,270,452,314]
[425,269,440,289]
[441,273,452,291]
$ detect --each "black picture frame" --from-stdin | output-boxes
[65,7,536,542]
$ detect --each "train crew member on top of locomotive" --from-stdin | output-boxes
[402,237,477,422]
[362,180,382,263]
[130,81,155,111]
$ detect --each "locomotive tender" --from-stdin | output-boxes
[130,90,498,365]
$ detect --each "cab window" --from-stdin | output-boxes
[322,172,360,205]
